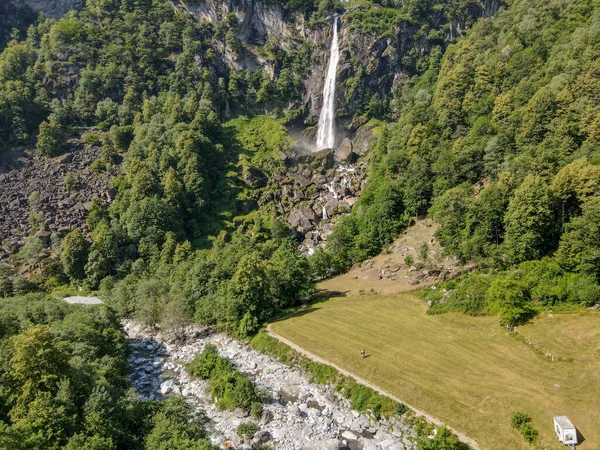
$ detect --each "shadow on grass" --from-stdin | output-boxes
[269,290,347,324]
[312,289,347,301]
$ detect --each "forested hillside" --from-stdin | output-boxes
[319,0,600,322]
[1,0,600,446]
[0,0,503,333]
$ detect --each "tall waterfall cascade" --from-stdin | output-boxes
[316,17,340,150]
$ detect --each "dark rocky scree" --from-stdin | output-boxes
[246,129,374,253]
[0,142,115,261]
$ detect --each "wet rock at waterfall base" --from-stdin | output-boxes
[336,138,357,163]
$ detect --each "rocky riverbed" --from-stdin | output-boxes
[123,321,416,450]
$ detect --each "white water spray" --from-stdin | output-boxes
[316,17,340,150]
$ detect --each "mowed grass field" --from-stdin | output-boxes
[271,293,600,449]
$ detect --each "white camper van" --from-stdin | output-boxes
[554,416,578,448]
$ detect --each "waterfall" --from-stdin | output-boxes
[316,17,340,150]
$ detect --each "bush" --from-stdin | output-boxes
[12,276,37,295]
[186,344,263,413]
[237,422,259,441]
[510,411,531,429]
[63,172,76,191]
[90,158,106,173]
[83,133,101,146]
[250,401,263,419]
[520,423,539,443]
[185,344,223,379]
[511,411,538,444]
[37,116,68,157]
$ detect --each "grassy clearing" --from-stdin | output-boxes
[270,293,600,449]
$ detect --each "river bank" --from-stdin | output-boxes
[123,321,417,450]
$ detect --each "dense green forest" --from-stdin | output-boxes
[318,0,600,322]
[0,0,597,332]
[0,295,216,449]
[0,0,505,335]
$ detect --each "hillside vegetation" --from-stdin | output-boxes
[0,294,217,449]
[1,0,600,447]
[317,0,600,321]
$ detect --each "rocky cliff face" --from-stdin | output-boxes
[18,0,84,18]
[173,0,503,140]
[174,0,298,45]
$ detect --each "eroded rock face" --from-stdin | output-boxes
[17,0,83,18]
[173,0,296,45]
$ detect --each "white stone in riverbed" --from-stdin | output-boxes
[380,439,396,448]
[271,428,285,441]
[123,319,420,450]
[160,380,174,395]
[342,430,359,441]
[362,439,379,450]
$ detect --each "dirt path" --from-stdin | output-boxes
[266,321,482,450]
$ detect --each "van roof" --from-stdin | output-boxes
[554,416,575,429]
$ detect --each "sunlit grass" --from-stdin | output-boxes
[272,293,600,449]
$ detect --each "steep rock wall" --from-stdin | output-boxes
[14,0,83,19]
[172,1,503,134]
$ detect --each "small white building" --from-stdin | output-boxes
[554,416,578,448]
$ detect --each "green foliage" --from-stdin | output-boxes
[145,398,215,450]
[236,422,259,441]
[185,344,264,413]
[0,295,161,449]
[487,278,531,326]
[417,425,470,450]
[37,116,69,157]
[511,411,538,444]
[185,344,222,379]
[63,173,77,192]
[504,176,556,264]
[61,228,89,281]
[426,257,600,321]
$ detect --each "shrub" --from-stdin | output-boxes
[186,344,263,413]
[250,401,263,419]
[185,344,222,379]
[237,422,259,441]
[520,423,539,443]
[510,411,531,429]
[37,116,68,157]
[511,411,538,444]
[63,172,76,191]
[83,133,101,146]
[90,158,106,173]
[12,276,37,296]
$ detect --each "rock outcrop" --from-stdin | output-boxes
[18,0,84,18]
